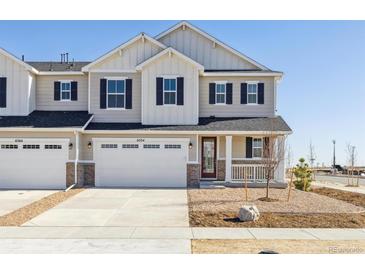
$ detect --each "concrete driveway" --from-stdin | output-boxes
[24,188,189,227]
[0,190,56,217]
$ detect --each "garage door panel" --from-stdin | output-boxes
[0,139,68,189]
[94,139,188,188]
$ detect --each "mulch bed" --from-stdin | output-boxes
[192,239,365,254]
[311,187,365,208]
[0,188,84,226]
[190,211,365,228]
[188,187,365,228]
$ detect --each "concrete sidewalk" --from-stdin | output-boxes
[1,227,364,253]
[1,226,365,240]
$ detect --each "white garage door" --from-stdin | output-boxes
[94,138,189,188]
[0,138,69,189]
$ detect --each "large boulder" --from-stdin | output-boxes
[238,205,260,222]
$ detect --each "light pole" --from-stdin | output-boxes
[332,140,336,170]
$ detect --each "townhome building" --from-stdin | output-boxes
[0,21,292,189]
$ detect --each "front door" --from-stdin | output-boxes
[201,137,217,178]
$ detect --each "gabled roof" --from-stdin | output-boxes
[136,47,204,71]
[0,48,39,74]
[155,21,270,71]
[82,33,167,72]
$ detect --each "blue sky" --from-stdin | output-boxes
[1,20,364,166]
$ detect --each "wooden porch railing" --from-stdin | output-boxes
[231,164,267,181]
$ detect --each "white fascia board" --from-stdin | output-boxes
[155,21,269,71]
[0,127,82,132]
[84,130,292,135]
[202,72,284,77]
[82,33,167,72]
[136,47,204,71]
[0,48,39,74]
[37,71,85,76]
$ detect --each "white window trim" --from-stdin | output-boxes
[215,81,227,105]
[252,137,263,159]
[60,80,71,102]
[163,77,177,105]
[106,77,127,110]
[246,82,258,105]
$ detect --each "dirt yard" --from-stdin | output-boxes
[0,188,84,226]
[192,239,365,254]
[188,188,365,228]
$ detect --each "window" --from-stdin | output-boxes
[252,138,263,158]
[45,145,62,149]
[23,144,40,149]
[163,78,177,105]
[122,144,139,149]
[215,83,226,104]
[1,144,18,149]
[164,144,181,149]
[101,144,118,149]
[143,144,160,149]
[247,83,258,104]
[61,81,71,101]
[107,79,125,108]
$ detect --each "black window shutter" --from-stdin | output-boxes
[71,81,78,101]
[54,81,61,101]
[246,137,253,158]
[209,83,216,104]
[177,77,184,105]
[241,83,247,104]
[0,77,6,108]
[156,77,163,105]
[125,79,132,109]
[100,79,107,109]
[226,83,233,104]
[258,83,264,104]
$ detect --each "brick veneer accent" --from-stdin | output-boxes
[66,162,95,187]
[187,163,200,188]
[217,160,226,181]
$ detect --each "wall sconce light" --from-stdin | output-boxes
[68,143,73,150]
[88,141,92,149]
[189,142,193,149]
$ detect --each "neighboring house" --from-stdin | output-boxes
[0,21,292,189]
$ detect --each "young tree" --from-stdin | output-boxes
[345,143,357,186]
[293,158,312,191]
[261,131,286,200]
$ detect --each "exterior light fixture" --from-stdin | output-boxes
[88,141,92,149]
[189,142,193,149]
[68,143,73,150]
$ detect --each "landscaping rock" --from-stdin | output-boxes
[238,205,260,222]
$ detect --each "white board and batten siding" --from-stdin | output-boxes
[0,52,36,116]
[158,26,260,70]
[36,75,88,111]
[199,76,276,118]
[88,38,163,123]
[141,53,199,125]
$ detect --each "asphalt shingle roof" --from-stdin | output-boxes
[0,111,92,128]
[86,116,292,132]
[26,62,90,72]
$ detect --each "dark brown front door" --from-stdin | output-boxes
[201,137,217,178]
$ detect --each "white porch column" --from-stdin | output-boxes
[274,136,285,183]
[225,135,232,182]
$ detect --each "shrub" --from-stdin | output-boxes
[293,158,312,191]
